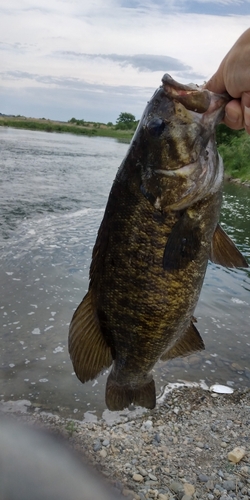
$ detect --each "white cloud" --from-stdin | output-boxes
[1,0,250,121]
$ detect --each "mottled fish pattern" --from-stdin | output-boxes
[69,74,248,411]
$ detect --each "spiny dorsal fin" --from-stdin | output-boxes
[160,321,205,361]
[210,224,249,268]
[68,289,112,383]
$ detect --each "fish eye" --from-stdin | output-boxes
[147,118,165,137]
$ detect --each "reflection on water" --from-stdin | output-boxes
[0,128,250,419]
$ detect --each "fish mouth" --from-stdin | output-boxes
[161,73,231,114]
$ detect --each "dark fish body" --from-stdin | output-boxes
[69,75,248,411]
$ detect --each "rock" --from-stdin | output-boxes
[169,481,184,494]
[142,420,153,430]
[198,473,209,482]
[93,439,102,452]
[183,483,195,496]
[220,442,228,448]
[99,449,107,458]
[137,467,147,477]
[154,433,161,443]
[228,447,246,464]
[148,473,157,481]
[132,473,144,483]
[102,439,110,446]
[222,480,236,491]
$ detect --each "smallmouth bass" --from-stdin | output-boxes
[69,74,248,411]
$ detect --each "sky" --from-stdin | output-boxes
[1,0,250,123]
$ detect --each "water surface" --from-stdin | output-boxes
[0,127,249,419]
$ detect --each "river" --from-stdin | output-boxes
[0,127,249,419]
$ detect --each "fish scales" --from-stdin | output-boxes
[69,74,248,411]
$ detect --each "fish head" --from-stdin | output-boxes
[138,74,230,211]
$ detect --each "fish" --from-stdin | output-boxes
[69,74,248,411]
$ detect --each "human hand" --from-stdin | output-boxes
[205,28,250,135]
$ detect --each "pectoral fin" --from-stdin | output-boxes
[68,289,112,383]
[160,322,205,361]
[210,224,249,268]
[163,215,201,271]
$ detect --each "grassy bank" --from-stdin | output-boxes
[216,124,250,183]
[1,117,250,183]
[0,116,134,141]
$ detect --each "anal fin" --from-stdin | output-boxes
[160,322,205,361]
[105,374,156,411]
[210,224,249,268]
[68,289,112,383]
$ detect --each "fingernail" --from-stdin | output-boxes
[225,110,239,124]
[244,106,250,127]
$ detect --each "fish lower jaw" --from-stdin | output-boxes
[155,161,198,178]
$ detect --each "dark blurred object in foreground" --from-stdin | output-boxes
[0,417,122,500]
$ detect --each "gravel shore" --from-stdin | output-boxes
[1,386,250,500]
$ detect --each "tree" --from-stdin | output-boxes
[116,112,137,129]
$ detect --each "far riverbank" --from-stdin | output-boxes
[1,116,250,185]
[0,116,134,141]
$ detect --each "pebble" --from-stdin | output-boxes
[93,440,102,452]
[198,473,209,482]
[148,473,157,481]
[169,481,184,494]
[220,442,228,448]
[142,420,153,430]
[133,474,144,483]
[183,483,195,496]
[102,439,110,447]
[99,449,107,458]
[222,480,235,491]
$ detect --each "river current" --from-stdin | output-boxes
[0,127,249,419]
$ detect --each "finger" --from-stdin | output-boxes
[223,100,244,130]
[241,92,250,134]
[242,91,250,108]
[244,106,250,135]
[204,70,226,94]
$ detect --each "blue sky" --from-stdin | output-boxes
[1,0,250,123]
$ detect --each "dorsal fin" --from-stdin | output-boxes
[160,321,205,361]
[210,224,249,268]
[68,289,112,383]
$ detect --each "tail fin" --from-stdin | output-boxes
[105,373,156,411]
